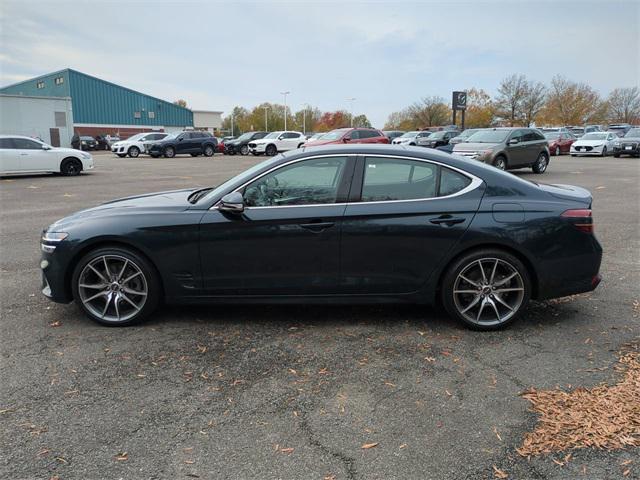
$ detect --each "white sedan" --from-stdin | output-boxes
[0,135,93,176]
[111,132,168,158]
[248,131,306,156]
[570,132,617,157]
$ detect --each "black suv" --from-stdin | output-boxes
[613,127,640,158]
[147,131,218,158]
[225,131,268,155]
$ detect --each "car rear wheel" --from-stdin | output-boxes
[128,146,140,158]
[532,152,548,174]
[204,145,214,157]
[265,144,277,156]
[164,147,175,158]
[72,247,160,326]
[493,156,507,170]
[61,158,82,176]
[240,145,249,156]
[441,249,531,330]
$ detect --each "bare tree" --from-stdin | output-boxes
[607,87,640,124]
[409,96,450,127]
[495,74,527,126]
[521,81,547,127]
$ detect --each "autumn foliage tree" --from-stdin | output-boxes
[462,88,496,128]
[539,75,606,126]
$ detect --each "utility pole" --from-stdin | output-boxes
[280,91,290,130]
[302,103,310,134]
[347,97,356,127]
[262,106,269,131]
[231,112,234,137]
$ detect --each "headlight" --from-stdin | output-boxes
[41,232,68,253]
[614,141,621,147]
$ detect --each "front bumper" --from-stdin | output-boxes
[111,145,127,154]
[613,143,639,155]
[40,246,73,304]
[249,144,267,153]
[570,145,605,155]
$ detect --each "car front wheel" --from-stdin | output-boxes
[532,152,548,174]
[204,145,215,157]
[61,158,82,176]
[128,146,140,158]
[240,145,249,155]
[265,144,277,156]
[601,147,607,157]
[164,147,175,158]
[493,156,507,170]
[441,249,531,330]
[72,247,160,326]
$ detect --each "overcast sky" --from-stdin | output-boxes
[1,0,638,127]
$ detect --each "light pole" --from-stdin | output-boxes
[302,103,310,134]
[280,91,290,130]
[262,106,270,131]
[231,112,234,137]
[347,97,356,127]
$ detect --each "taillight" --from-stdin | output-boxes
[561,209,593,233]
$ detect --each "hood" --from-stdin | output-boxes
[535,183,592,207]
[55,147,92,156]
[453,142,500,152]
[48,189,195,230]
[250,138,273,145]
[573,139,606,146]
[392,137,415,143]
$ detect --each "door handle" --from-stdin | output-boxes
[429,215,465,226]
[299,221,334,232]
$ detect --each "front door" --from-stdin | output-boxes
[12,137,55,171]
[340,155,483,294]
[506,129,527,166]
[198,155,355,295]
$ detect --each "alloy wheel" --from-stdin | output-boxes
[494,157,506,170]
[555,146,560,156]
[452,258,525,327]
[78,255,148,323]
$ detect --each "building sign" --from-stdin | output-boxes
[452,91,467,110]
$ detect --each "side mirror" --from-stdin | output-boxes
[508,138,519,145]
[218,191,245,214]
[42,145,51,150]
[343,137,351,143]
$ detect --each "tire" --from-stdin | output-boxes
[190,153,199,157]
[150,154,160,158]
[554,146,560,156]
[60,158,82,176]
[240,145,249,156]
[128,146,140,158]
[117,154,126,158]
[441,249,531,331]
[409,142,416,146]
[252,152,260,156]
[532,152,549,174]
[265,144,277,156]
[571,154,577,157]
[71,246,161,327]
[613,153,620,158]
[164,147,175,158]
[493,155,507,171]
[297,143,304,149]
[601,147,607,157]
[204,145,215,157]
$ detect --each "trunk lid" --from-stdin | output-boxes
[535,183,592,206]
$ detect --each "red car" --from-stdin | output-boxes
[543,131,576,156]
[304,128,390,146]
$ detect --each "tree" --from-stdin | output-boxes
[540,75,604,126]
[315,110,351,131]
[410,96,450,127]
[521,81,547,127]
[352,114,372,128]
[494,74,527,126]
[384,109,414,130]
[607,87,640,124]
[173,99,188,108]
[463,88,496,128]
[293,106,322,133]
[221,106,249,135]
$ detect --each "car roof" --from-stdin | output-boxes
[0,134,43,140]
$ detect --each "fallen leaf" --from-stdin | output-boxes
[493,426,502,442]
[493,465,508,478]
[280,447,294,454]
[115,452,128,461]
[361,442,378,449]
[49,321,62,328]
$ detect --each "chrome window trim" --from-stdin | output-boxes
[209,152,483,211]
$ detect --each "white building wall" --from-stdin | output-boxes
[193,110,223,132]
[0,95,74,147]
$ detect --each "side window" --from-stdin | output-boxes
[349,130,360,140]
[440,167,472,196]
[0,138,15,149]
[361,157,438,202]
[13,138,41,149]
[243,157,348,207]
[360,130,375,139]
[509,130,525,143]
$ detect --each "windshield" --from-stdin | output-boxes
[398,131,420,138]
[430,131,447,139]
[81,136,94,140]
[163,132,181,140]
[318,130,347,141]
[582,133,607,140]
[236,133,253,141]
[466,130,509,143]
[127,133,146,142]
[197,156,282,204]
[624,128,640,137]
[264,132,280,139]
[543,132,561,140]
[459,129,478,138]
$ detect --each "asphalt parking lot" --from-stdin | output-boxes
[1,151,639,480]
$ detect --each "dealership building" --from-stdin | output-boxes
[0,69,222,146]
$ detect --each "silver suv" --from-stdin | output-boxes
[452,128,551,174]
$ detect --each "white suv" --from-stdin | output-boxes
[248,131,305,156]
[111,132,168,158]
[0,135,93,176]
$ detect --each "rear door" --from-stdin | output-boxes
[340,155,484,294]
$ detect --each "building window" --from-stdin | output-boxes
[148,111,155,119]
[54,112,67,127]
[134,111,141,119]
[54,77,64,85]
[36,81,45,89]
